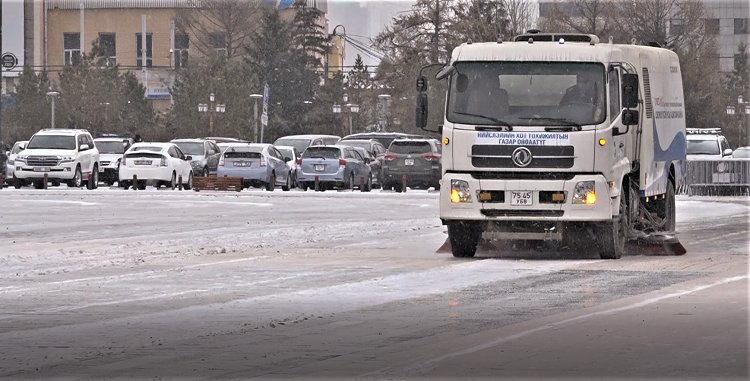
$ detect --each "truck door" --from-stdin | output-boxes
[608,67,630,175]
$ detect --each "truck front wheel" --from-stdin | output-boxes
[448,222,481,258]
[599,187,628,259]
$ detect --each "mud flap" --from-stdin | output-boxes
[630,232,687,256]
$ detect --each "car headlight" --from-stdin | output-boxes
[59,156,75,163]
[450,179,472,203]
[572,181,596,204]
[15,156,27,163]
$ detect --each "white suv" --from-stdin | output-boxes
[686,128,732,160]
[14,129,100,189]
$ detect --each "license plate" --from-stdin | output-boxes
[34,167,50,172]
[510,191,533,206]
[233,161,248,167]
[404,159,414,166]
[315,164,325,171]
[134,160,152,165]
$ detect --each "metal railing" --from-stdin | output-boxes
[681,159,750,196]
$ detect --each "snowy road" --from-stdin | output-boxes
[0,189,747,380]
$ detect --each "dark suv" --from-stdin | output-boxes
[382,139,442,192]
[170,138,222,177]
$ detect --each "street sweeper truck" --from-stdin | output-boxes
[415,31,687,258]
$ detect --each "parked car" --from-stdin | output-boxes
[340,132,426,150]
[170,138,222,177]
[118,143,193,190]
[335,139,386,188]
[216,143,292,191]
[94,136,134,185]
[382,139,442,192]
[731,146,750,159]
[4,140,28,186]
[204,137,247,144]
[0,141,8,183]
[686,128,732,160]
[14,129,100,189]
[275,145,302,188]
[273,134,340,155]
[297,145,372,191]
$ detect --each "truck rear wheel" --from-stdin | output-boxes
[599,188,627,259]
[448,222,481,258]
[659,177,676,232]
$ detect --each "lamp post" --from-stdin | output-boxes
[327,24,346,81]
[198,93,225,134]
[378,94,391,132]
[250,93,263,143]
[333,93,359,136]
[46,91,59,129]
[727,94,750,146]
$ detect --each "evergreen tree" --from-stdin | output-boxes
[291,0,329,69]
[346,55,375,132]
[2,66,52,143]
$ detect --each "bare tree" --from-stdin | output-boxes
[502,0,537,37]
[175,0,265,60]
[450,0,511,43]
[537,0,618,40]
[617,0,705,49]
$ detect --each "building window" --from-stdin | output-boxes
[64,32,81,65]
[99,33,116,66]
[136,33,153,68]
[210,33,226,56]
[705,19,720,35]
[669,19,683,36]
[735,18,749,34]
[175,33,189,69]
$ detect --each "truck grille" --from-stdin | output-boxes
[26,156,60,167]
[482,209,564,217]
[471,145,574,169]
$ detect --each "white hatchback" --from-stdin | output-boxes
[118,143,194,190]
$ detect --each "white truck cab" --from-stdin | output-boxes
[416,32,686,259]
[14,129,100,189]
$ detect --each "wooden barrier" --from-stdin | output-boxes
[192,176,242,192]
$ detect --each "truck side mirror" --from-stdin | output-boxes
[621,109,639,127]
[416,75,428,92]
[622,74,639,109]
[416,92,428,129]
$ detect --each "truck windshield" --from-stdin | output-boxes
[446,62,606,127]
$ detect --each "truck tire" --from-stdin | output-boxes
[599,187,627,259]
[659,177,676,232]
[448,222,481,258]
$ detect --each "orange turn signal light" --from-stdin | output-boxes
[585,191,596,204]
[598,138,606,146]
[443,137,450,145]
[450,189,461,203]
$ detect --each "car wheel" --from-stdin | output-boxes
[299,182,309,191]
[34,180,44,189]
[120,181,130,189]
[90,166,99,189]
[69,165,83,188]
[282,172,291,191]
[349,174,355,191]
[266,172,275,192]
[184,172,193,190]
[13,176,22,189]
[203,167,209,177]
[170,172,177,190]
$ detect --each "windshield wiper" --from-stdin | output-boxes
[518,117,582,131]
[453,111,512,128]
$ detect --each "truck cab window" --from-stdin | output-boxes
[608,68,621,120]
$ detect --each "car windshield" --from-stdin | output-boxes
[131,146,163,152]
[389,141,432,154]
[173,142,204,156]
[277,147,294,158]
[274,138,312,153]
[26,135,77,150]
[447,62,606,127]
[687,140,720,155]
[95,141,127,154]
[338,141,371,151]
[302,146,340,159]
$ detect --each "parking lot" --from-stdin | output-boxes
[0,189,747,379]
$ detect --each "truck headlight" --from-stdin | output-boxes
[572,181,596,204]
[450,179,472,203]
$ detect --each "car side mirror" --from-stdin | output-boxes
[185,155,192,161]
[365,158,371,164]
[79,144,90,151]
[621,109,639,127]
[724,148,733,156]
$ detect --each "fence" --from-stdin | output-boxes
[681,159,750,196]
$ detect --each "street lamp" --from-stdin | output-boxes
[378,94,391,132]
[727,94,750,146]
[46,91,59,129]
[250,93,263,143]
[198,93,225,133]
[332,97,359,136]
